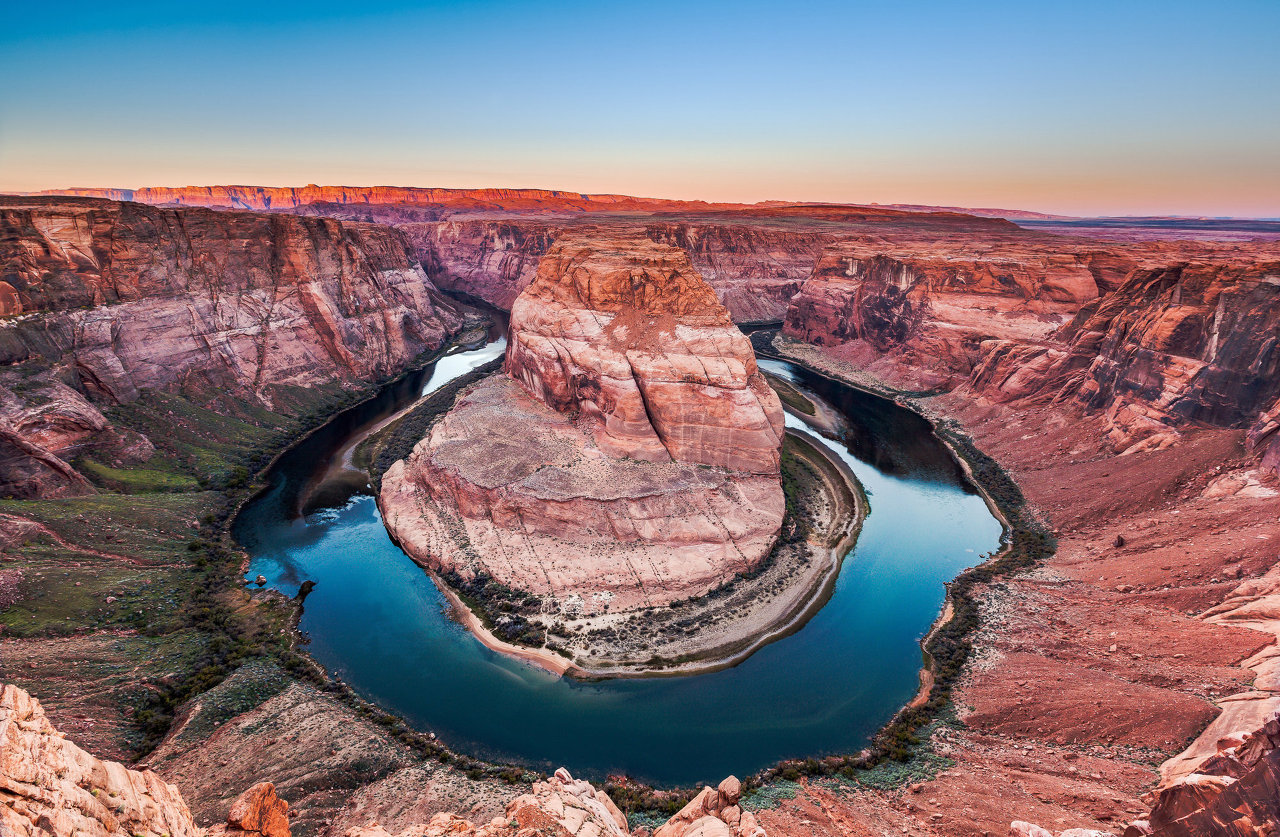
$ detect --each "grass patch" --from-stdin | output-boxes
[766,374,817,416]
[77,458,201,493]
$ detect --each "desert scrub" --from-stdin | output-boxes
[740,779,801,811]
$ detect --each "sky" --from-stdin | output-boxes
[2,0,1278,217]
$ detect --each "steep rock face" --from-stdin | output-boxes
[406,219,560,310]
[402,219,822,324]
[642,222,826,323]
[0,197,463,497]
[782,238,1131,389]
[0,683,200,837]
[967,261,1280,456]
[505,233,784,473]
[382,233,784,614]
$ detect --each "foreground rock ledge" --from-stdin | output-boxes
[1,683,765,837]
[381,232,785,627]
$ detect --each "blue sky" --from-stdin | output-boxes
[2,0,1277,215]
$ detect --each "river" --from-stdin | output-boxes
[234,334,1003,787]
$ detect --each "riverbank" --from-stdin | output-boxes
[383,424,867,680]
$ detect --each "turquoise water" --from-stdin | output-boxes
[235,344,1003,787]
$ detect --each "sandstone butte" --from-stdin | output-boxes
[0,683,764,837]
[380,232,785,618]
[0,196,464,498]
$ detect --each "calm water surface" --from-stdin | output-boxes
[235,342,1003,787]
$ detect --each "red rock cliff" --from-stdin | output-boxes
[0,196,463,497]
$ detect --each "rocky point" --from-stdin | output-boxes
[380,232,784,629]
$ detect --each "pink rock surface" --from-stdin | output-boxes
[382,233,784,614]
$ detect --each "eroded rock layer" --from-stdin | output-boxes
[382,233,784,614]
[0,683,201,837]
[781,236,1136,390]
[0,196,463,497]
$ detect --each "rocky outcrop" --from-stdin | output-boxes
[0,683,201,837]
[0,196,463,497]
[966,261,1280,457]
[782,236,1133,389]
[208,783,291,837]
[506,233,783,472]
[381,233,784,616]
[4,684,766,837]
[1011,713,1280,837]
[655,776,764,837]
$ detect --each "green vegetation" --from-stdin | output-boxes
[76,458,202,493]
[363,358,503,486]
[765,373,817,416]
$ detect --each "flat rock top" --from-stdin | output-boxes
[429,376,727,501]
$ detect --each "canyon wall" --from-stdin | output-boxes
[781,234,1280,468]
[402,219,825,323]
[965,260,1280,455]
[32,186,738,214]
[0,197,463,498]
[781,236,1136,390]
[381,232,784,615]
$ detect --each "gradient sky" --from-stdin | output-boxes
[2,0,1278,216]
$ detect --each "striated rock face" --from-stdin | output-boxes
[382,233,784,615]
[782,237,1133,390]
[406,219,560,310]
[967,261,1280,457]
[0,683,201,837]
[505,233,783,473]
[641,223,825,324]
[0,196,463,497]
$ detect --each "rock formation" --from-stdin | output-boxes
[3,683,767,837]
[1009,712,1280,837]
[381,232,784,617]
[0,196,463,497]
[1,682,201,837]
[965,260,1280,457]
[654,776,764,837]
[782,231,1280,472]
[782,236,1136,390]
